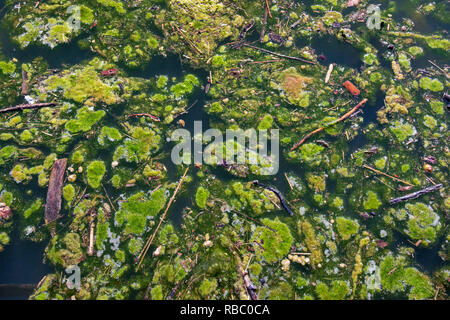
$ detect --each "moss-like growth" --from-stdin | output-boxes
[151,285,163,300]
[299,143,324,165]
[419,77,444,92]
[195,187,210,209]
[65,107,106,133]
[86,161,106,189]
[404,202,440,245]
[379,255,434,299]
[316,280,349,300]
[307,174,326,192]
[252,218,293,263]
[336,217,359,241]
[48,233,83,268]
[24,199,43,220]
[277,67,312,106]
[257,114,273,130]
[63,184,75,204]
[98,126,123,145]
[46,65,119,105]
[198,278,217,298]
[71,150,85,164]
[128,238,143,256]
[115,190,167,235]
[363,191,382,210]
[300,220,323,266]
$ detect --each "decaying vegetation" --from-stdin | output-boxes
[0,0,448,300]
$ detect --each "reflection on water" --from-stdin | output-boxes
[296,34,364,70]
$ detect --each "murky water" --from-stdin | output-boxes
[0,0,448,299]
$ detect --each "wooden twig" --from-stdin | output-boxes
[136,167,190,270]
[241,43,316,65]
[126,113,160,122]
[389,184,443,205]
[265,0,272,18]
[388,267,397,276]
[171,23,202,54]
[260,4,268,42]
[291,99,368,151]
[325,63,334,83]
[0,103,56,114]
[21,69,29,95]
[102,183,116,212]
[363,164,413,186]
[232,210,276,232]
[284,173,293,190]
[246,59,282,65]
[87,208,96,256]
[428,60,449,79]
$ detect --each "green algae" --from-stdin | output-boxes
[316,280,349,300]
[46,65,119,105]
[65,107,106,133]
[419,77,444,92]
[379,254,434,299]
[336,217,359,241]
[300,220,323,267]
[86,161,106,189]
[363,191,382,211]
[0,0,447,302]
[252,218,293,263]
[195,186,210,209]
[390,120,415,143]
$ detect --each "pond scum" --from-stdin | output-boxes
[0,0,448,300]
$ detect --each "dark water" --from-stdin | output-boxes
[0,0,448,299]
[0,228,51,299]
[296,34,364,70]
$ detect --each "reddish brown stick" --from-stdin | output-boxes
[265,0,272,18]
[127,113,161,122]
[291,99,368,151]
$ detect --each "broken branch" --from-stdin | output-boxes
[21,68,29,95]
[291,98,368,151]
[44,158,67,224]
[0,102,56,114]
[363,164,414,186]
[127,113,161,122]
[136,167,189,270]
[389,184,443,205]
[240,43,316,65]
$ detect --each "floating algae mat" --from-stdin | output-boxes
[0,0,448,301]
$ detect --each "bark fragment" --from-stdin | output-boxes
[45,158,67,224]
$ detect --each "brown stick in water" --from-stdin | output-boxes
[44,158,67,224]
[21,68,29,95]
[291,99,368,151]
[136,167,189,270]
[0,103,56,114]
[242,43,316,65]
